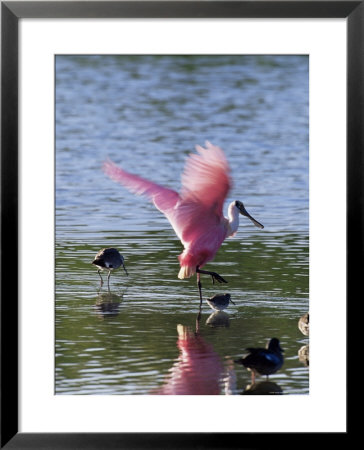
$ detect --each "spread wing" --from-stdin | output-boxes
[172,141,231,245]
[103,159,179,213]
[180,141,231,217]
[103,142,231,248]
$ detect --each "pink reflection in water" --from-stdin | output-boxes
[153,324,225,395]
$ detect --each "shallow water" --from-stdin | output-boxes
[55,55,309,395]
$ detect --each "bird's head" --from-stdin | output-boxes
[235,200,264,229]
[225,293,236,306]
[267,338,284,353]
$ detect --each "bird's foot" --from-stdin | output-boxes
[210,272,227,284]
[196,267,227,284]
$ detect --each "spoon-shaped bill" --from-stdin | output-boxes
[237,203,264,229]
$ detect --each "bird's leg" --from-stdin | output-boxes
[195,271,203,329]
[196,270,203,308]
[98,269,104,287]
[251,370,256,385]
[196,310,201,333]
[107,270,111,290]
[196,267,227,285]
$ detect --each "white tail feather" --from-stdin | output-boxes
[178,265,195,279]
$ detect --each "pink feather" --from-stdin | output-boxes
[103,159,179,213]
[151,324,224,395]
[103,142,232,278]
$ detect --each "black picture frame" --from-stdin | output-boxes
[1,1,358,448]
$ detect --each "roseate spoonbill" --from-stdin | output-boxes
[234,338,284,383]
[92,248,128,288]
[103,142,263,305]
[298,312,309,336]
[206,293,235,311]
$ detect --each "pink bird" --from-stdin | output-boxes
[103,142,264,306]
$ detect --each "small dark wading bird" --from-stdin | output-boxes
[234,338,284,384]
[92,248,128,288]
[103,142,263,307]
[206,293,235,311]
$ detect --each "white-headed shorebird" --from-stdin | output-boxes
[92,248,128,288]
[206,293,235,311]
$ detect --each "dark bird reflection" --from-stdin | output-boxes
[298,344,309,367]
[206,310,230,328]
[93,292,124,320]
[241,380,283,395]
[153,324,226,395]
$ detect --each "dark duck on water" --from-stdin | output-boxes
[234,338,284,384]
